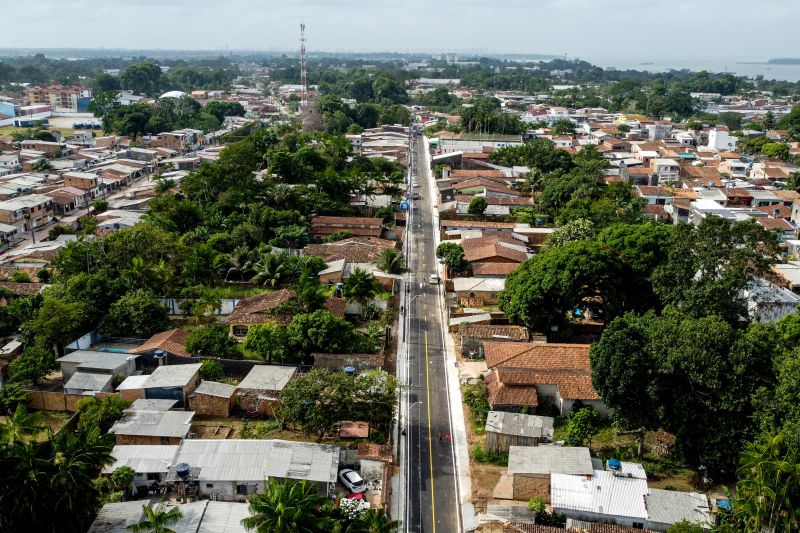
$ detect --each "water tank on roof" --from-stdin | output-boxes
[175,463,191,479]
[343,367,356,376]
[608,458,622,470]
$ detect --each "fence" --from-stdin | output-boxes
[159,298,239,316]
[26,390,120,412]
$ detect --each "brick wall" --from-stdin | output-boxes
[26,390,121,412]
[234,392,279,418]
[114,434,182,446]
[188,392,232,418]
[120,388,145,402]
[512,473,550,502]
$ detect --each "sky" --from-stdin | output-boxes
[2,0,797,61]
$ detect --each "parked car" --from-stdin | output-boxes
[412,181,420,188]
[429,274,440,284]
[338,469,367,493]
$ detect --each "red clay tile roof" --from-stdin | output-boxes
[757,218,795,231]
[441,220,518,229]
[487,370,539,407]
[303,237,396,263]
[459,324,529,341]
[455,195,533,206]
[462,235,528,263]
[635,186,673,196]
[755,204,792,218]
[310,216,384,237]
[452,179,521,196]
[450,169,505,179]
[472,262,520,277]
[228,289,346,324]
[358,443,393,463]
[339,421,369,439]
[485,342,599,401]
[0,281,46,296]
[131,328,190,357]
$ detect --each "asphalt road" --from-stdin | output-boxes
[404,135,460,533]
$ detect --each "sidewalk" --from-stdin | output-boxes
[423,137,478,531]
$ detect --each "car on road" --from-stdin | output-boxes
[429,274,440,284]
[338,469,367,493]
[412,181,420,187]
[410,192,421,199]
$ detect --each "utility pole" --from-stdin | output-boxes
[300,23,308,108]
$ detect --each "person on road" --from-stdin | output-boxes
[438,432,443,442]
[445,432,451,442]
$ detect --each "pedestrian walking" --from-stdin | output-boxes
[438,432,443,442]
[445,432,451,442]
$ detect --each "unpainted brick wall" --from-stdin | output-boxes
[512,473,550,502]
[188,393,232,418]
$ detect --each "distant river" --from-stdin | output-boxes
[577,54,800,82]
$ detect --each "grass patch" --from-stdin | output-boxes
[462,380,489,435]
[471,444,508,466]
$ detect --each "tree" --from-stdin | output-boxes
[184,324,241,360]
[651,216,778,324]
[551,119,576,136]
[0,404,42,445]
[761,142,790,161]
[10,346,56,385]
[286,310,362,357]
[31,157,54,172]
[91,73,121,93]
[344,508,402,533]
[565,406,602,448]
[499,241,623,331]
[127,503,183,533]
[722,433,800,532]
[375,247,407,274]
[250,252,291,288]
[120,62,163,96]
[0,427,114,533]
[75,396,132,433]
[617,123,631,136]
[199,359,225,381]
[111,466,135,494]
[241,478,332,533]
[0,384,28,414]
[244,323,289,363]
[99,289,170,338]
[436,242,467,276]
[280,368,354,441]
[343,268,381,316]
[547,218,596,247]
[467,196,488,216]
[352,369,398,439]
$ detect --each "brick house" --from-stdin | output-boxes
[234,365,297,417]
[188,381,236,417]
[226,289,346,338]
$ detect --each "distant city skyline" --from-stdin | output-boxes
[2,0,797,60]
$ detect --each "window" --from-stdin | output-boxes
[146,473,160,481]
[233,326,248,337]
[206,483,214,489]
[632,523,644,529]
[236,484,248,495]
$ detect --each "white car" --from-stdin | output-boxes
[338,469,367,493]
[412,181,420,187]
[429,274,440,284]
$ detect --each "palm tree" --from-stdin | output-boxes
[375,248,407,275]
[250,252,291,288]
[31,158,54,172]
[127,504,183,533]
[225,245,251,281]
[349,509,402,533]
[343,268,380,317]
[0,404,42,445]
[241,478,332,533]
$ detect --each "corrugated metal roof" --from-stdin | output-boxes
[236,365,296,392]
[551,470,649,520]
[142,363,201,388]
[508,446,593,475]
[86,500,148,532]
[109,409,194,438]
[64,371,112,392]
[193,380,236,398]
[485,411,554,439]
[646,488,713,528]
[198,502,250,533]
[173,439,338,484]
[103,445,180,474]
[130,398,178,411]
[116,375,149,390]
[58,350,135,369]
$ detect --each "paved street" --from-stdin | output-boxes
[401,134,460,532]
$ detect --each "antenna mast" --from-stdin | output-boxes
[300,23,308,107]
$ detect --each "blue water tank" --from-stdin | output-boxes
[608,458,622,470]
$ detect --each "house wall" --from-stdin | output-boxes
[551,507,648,531]
[119,388,145,402]
[486,431,540,454]
[235,390,280,417]
[188,392,233,418]
[26,390,119,412]
[512,473,550,502]
[114,434,183,446]
[359,458,386,481]
[558,398,610,417]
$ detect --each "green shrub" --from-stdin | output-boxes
[471,444,508,466]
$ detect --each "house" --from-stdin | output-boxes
[0,193,54,232]
[472,262,520,278]
[309,216,384,239]
[440,219,524,240]
[453,277,506,306]
[458,324,530,358]
[45,186,90,214]
[57,350,137,394]
[462,235,529,268]
[102,444,180,488]
[650,159,680,184]
[167,439,340,500]
[108,403,195,445]
[88,500,252,533]
[302,236,397,264]
[63,171,101,195]
[188,381,236,418]
[645,489,714,531]
[234,364,297,416]
[485,411,554,453]
[139,363,201,408]
[226,289,346,338]
[437,132,523,154]
[508,445,594,501]
[131,328,190,359]
[485,342,607,415]
[743,277,800,322]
